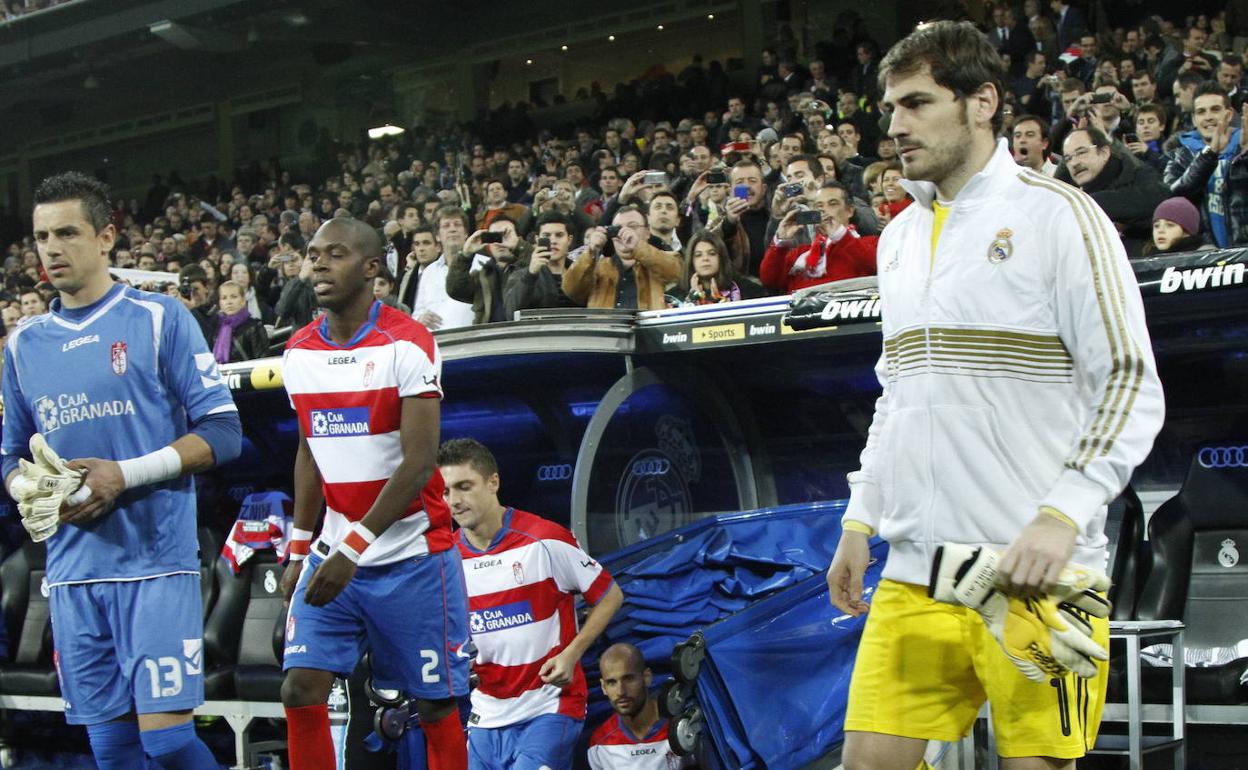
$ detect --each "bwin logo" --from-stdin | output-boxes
[1197,446,1248,469]
[631,458,671,476]
[536,464,573,482]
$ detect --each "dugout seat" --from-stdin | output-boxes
[204,551,284,698]
[1108,449,1248,705]
[1105,485,1146,620]
[198,525,223,620]
[0,543,58,695]
[232,553,287,702]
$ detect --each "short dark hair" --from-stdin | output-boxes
[1175,71,1205,93]
[178,264,209,287]
[436,205,470,231]
[612,204,648,226]
[1222,54,1243,69]
[411,224,436,240]
[1060,77,1086,94]
[535,210,577,240]
[395,202,419,220]
[278,231,305,252]
[878,20,1008,133]
[1132,70,1154,86]
[648,190,679,210]
[436,438,498,478]
[1136,102,1167,126]
[786,153,824,177]
[818,180,851,204]
[1012,114,1049,140]
[34,172,112,232]
[1069,126,1112,149]
[1194,81,1231,109]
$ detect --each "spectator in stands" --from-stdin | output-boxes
[372,266,411,315]
[411,206,474,330]
[272,242,317,329]
[1014,51,1055,122]
[588,643,689,770]
[647,191,683,252]
[720,159,769,276]
[1,304,20,333]
[717,95,761,146]
[849,41,882,102]
[503,158,533,205]
[1068,34,1100,86]
[193,214,233,260]
[1126,103,1169,172]
[1171,70,1208,135]
[1164,83,1245,247]
[676,229,745,305]
[562,206,680,310]
[475,178,528,231]
[1131,71,1160,106]
[1012,115,1058,175]
[1159,26,1220,96]
[228,261,273,324]
[1217,55,1246,110]
[1052,0,1087,51]
[1143,196,1213,256]
[397,224,438,311]
[806,59,836,102]
[18,289,44,317]
[760,181,877,294]
[504,211,579,317]
[1062,127,1170,253]
[817,130,870,201]
[448,215,529,324]
[520,179,595,239]
[205,280,270,363]
[1057,77,1088,124]
[836,93,878,150]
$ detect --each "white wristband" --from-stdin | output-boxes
[117,446,183,490]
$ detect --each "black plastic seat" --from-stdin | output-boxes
[1105,486,1145,621]
[199,525,223,620]
[232,555,287,702]
[204,551,283,699]
[0,543,58,695]
[1108,450,1248,705]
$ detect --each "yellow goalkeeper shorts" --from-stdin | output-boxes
[844,579,1109,759]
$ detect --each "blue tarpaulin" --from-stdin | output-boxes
[578,501,886,769]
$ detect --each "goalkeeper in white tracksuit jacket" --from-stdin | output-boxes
[826,20,1165,770]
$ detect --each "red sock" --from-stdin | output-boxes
[421,709,467,770]
[284,703,336,770]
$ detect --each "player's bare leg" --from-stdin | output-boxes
[842,731,928,770]
[282,668,338,770]
[414,696,468,770]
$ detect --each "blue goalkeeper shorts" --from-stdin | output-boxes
[50,573,204,725]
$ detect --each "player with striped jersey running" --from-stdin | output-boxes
[438,438,624,770]
[280,217,470,770]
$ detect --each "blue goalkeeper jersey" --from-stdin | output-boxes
[1,283,238,586]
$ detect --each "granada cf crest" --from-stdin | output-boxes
[512,561,525,585]
[363,360,375,388]
[110,341,127,375]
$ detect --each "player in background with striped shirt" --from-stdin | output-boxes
[279,217,470,770]
[438,439,624,770]
[588,643,691,770]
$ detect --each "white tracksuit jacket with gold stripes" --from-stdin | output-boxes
[844,139,1165,585]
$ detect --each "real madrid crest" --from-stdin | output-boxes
[988,228,1013,263]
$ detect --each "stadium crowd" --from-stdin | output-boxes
[1,2,1246,355]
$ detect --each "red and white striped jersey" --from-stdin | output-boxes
[283,302,453,566]
[456,508,614,729]
[588,714,691,770]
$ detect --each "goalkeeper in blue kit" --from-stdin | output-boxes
[1,172,241,769]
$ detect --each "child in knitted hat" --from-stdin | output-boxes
[1143,197,1212,256]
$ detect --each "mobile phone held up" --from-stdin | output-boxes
[706,170,728,185]
[732,184,750,200]
[480,232,503,244]
[794,210,822,226]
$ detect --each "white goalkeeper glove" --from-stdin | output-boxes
[8,434,92,542]
[930,543,1109,682]
[930,541,1112,618]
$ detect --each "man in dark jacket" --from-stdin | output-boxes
[1164,84,1246,248]
[446,215,530,324]
[1061,127,1170,254]
[503,211,579,317]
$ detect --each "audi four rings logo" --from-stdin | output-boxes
[536,464,573,482]
[1198,446,1248,469]
[631,458,671,476]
